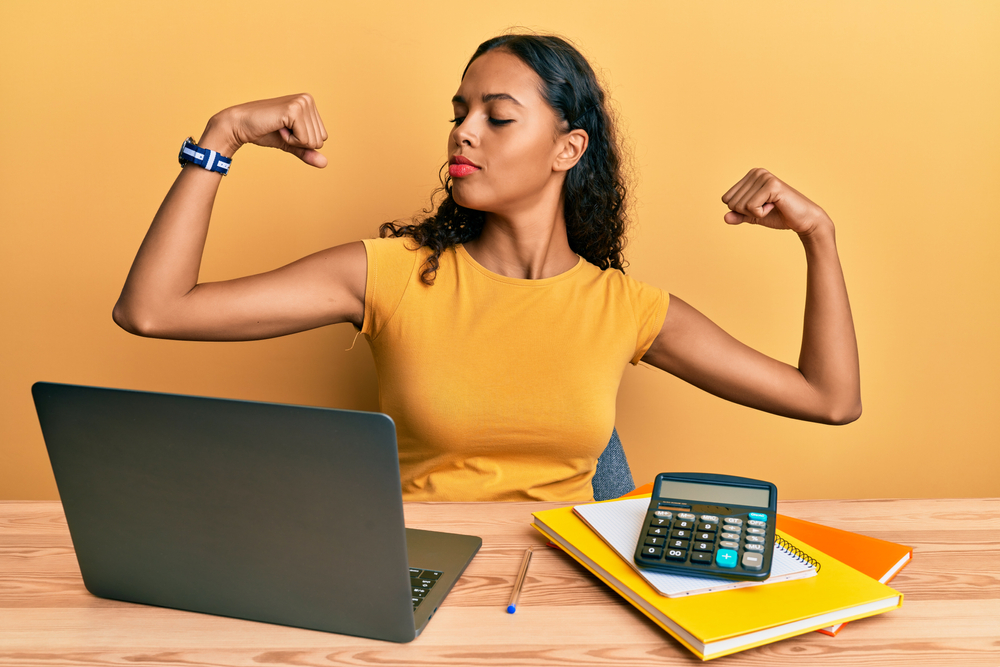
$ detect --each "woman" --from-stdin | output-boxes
[114,34,860,502]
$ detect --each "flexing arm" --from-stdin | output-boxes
[113,94,366,341]
[642,169,861,425]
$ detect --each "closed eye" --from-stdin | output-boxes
[448,116,513,126]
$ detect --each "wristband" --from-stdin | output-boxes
[178,137,232,175]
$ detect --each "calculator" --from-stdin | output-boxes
[633,472,778,581]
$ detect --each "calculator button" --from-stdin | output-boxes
[699,515,720,523]
[654,511,674,519]
[695,532,714,541]
[723,517,743,525]
[690,551,713,563]
[748,519,767,528]
[744,543,764,552]
[693,541,714,552]
[649,516,671,527]
[746,535,765,544]
[644,536,664,546]
[719,540,739,549]
[715,549,738,568]
[664,548,687,561]
[741,552,764,570]
[675,520,694,530]
[641,546,663,559]
[671,529,690,539]
[677,513,696,521]
[648,526,667,537]
[746,527,766,536]
[721,530,741,542]
[748,512,768,522]
[697,523,717,533]
[668,539,689,550]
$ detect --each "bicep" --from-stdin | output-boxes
[133,241,367,341]
[641,296,824,421]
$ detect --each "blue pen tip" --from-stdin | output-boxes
[507,605,516,614]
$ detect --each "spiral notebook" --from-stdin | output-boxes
[573,497,818,598]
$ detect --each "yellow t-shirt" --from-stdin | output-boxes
[361,237,670,502]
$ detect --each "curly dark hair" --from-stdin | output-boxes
[380,32,631,284]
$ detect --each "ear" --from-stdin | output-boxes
[553,129,589,173]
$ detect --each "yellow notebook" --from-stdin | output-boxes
[532,501,902,661]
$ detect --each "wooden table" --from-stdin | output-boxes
[2,498,999,666]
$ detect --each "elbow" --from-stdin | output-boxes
[112,300,158,337]
[112,300,136,334]
[822,397,862,426]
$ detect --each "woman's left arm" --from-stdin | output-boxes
[641,168,861,425]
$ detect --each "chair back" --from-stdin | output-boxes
[592,427,635,501]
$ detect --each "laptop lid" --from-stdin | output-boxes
[31,381,479,643]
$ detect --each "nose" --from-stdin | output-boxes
[451,118,479,148]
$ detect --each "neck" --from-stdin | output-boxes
[464,200,578,280]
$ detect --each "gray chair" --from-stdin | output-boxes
[592,427,635,500]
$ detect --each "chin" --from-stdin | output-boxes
[451,186,489,212]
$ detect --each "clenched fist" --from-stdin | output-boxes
[722,168,832,236]
[199,93,329,168]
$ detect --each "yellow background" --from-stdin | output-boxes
[2,1,997,500]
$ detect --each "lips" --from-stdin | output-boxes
[449,155,480,178]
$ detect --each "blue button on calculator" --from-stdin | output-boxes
[715,548,738,568]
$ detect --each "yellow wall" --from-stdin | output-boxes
[2,1,997,500]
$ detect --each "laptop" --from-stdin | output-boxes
[31,381,481,642]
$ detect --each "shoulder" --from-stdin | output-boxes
[584,264,671,351]
[362,235,426,259]
[362,237,438,337]
[582,262,668,303]
[362,236,430,279]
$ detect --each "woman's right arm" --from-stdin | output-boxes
[112,94,367,341]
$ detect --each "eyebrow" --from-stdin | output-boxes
[451,93,523,106]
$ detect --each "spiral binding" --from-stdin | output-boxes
[775,534,822,573]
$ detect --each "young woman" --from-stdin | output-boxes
[114,34,860,502]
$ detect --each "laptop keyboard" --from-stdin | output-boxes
[410,567,443,609]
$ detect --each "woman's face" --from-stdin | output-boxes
[447,49,584,215]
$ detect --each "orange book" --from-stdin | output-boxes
[622,483,913,636]
[774,513,912,635]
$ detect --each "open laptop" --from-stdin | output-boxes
[31,381,481,642]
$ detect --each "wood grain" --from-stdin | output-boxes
[1,499,999,666]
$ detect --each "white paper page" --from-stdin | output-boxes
[574,497,816,598]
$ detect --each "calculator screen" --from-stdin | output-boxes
[657,480,770,508]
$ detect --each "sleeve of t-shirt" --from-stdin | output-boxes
[361,237,420,340]
[626,277,671,365]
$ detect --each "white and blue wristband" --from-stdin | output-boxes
[178,137,232,175]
